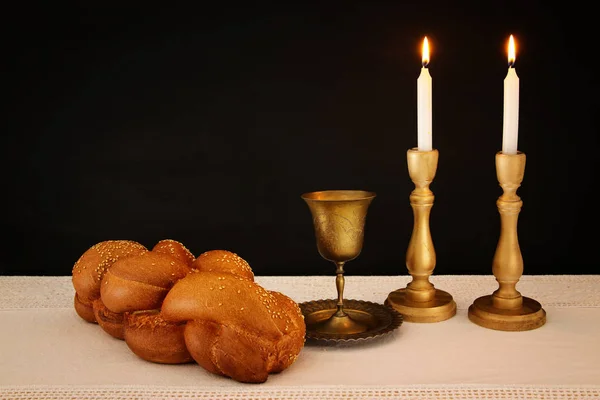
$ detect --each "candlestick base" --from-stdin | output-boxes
[468,295,546,331]
[385,288,456,323]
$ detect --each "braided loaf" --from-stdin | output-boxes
[161,271,305,383]
[71,241,305,382]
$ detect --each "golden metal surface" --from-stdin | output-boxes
[301,190,376,335]
[299,299,403,343]
[385,148,456,323]
[468,151,546,331]
[385,287,456,323]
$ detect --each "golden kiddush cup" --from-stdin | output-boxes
[468,151,546,331]
[301,190,376,335]
[385,148,456,323]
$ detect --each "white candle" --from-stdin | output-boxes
[417,37,432,151]
[502,35,519,155]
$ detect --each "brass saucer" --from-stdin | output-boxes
[299,299,403,343]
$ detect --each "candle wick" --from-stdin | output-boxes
[508,60,515,68]
[422,61,429,68]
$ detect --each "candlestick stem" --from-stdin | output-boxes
[385,148,456,322]
[468,151,546,331]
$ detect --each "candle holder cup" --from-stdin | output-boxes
[468,151,546,331]
[385,148,456,323]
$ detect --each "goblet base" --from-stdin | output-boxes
[314,313,368,335]
[468,295,546,331]
[385,288,456,323]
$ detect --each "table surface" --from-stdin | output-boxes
[1,275,599,400]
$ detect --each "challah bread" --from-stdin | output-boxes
[93,298,125,339]
[72,240,148,323]
[161,271,305,383]
[121,250,254,364]
[191,249,254,281]
[123,309,193,364]
[74,294,96,323]
[152,239,195,266]
[100,251,192,314]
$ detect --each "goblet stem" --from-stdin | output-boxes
[334,261,346,317]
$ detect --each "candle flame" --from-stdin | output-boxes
[508,35,516,67]
[422,37,429,67]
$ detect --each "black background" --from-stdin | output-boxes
[2,2,598,277]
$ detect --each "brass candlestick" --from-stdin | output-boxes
[468,151,546,331]
[385,148,456,322]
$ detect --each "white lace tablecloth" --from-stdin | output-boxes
[1,275,599,400]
